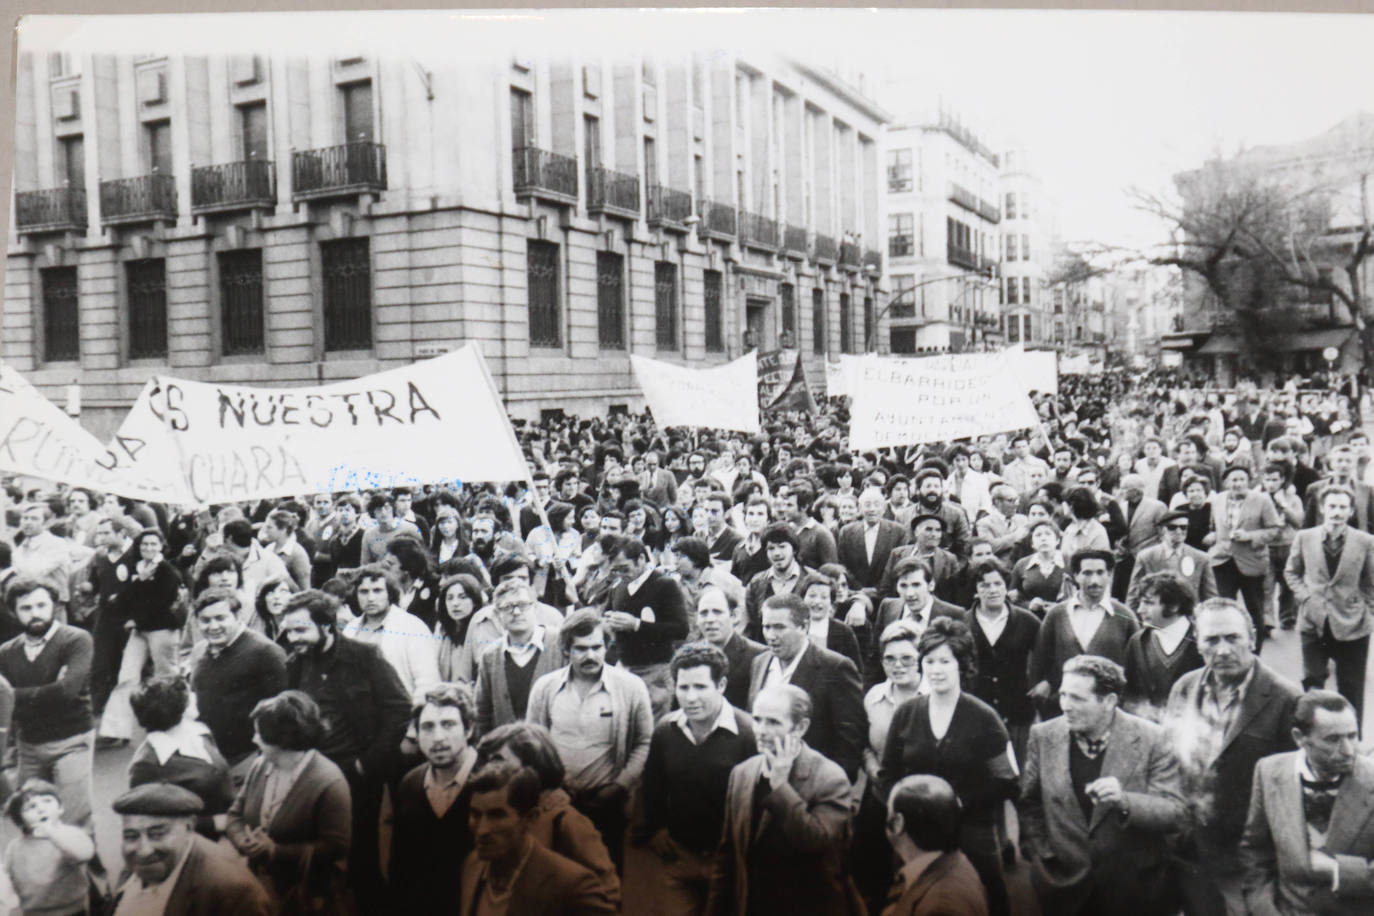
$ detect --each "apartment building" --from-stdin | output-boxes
[881,104,1000,355]
[5,49,889,434]
[997,147,1052,348]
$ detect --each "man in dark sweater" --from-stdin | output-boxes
[0,578,95,828]
[391,682,478,916]
[281,589,410,916]
[604,536,690,721]
[636,643,757,916]
[187,588,288,782]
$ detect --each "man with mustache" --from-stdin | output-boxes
[911,468,972,558]
[111,783,269,916]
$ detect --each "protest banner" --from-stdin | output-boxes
[1007,348,1059,395]
[101,344,531,506]
[630,352,760,434]
[757,348,817,413]
[848,353,1041,450]
[0,363,171,501]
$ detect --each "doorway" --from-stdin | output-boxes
[746,296,771,351]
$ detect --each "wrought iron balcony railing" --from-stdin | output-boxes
[783,224,809,258]
[864,249,883,272]
[192,159,276,214]
[739,211,779,250]
[512,146,577,204]
[15,187,86,233]
[813,234,838,264]
[646,185,693,230]
[292,142,387,200]
[947,243,980,271]
[839,240,862,269]
[697,199,736,241]
[99,173,177,225]
[978,198,1001,224]
[586,166,640,219]
[947,182,979,213]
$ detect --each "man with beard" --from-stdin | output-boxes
[911,469,972,558]
[465,509,527,582]
[0,579,94,829]
[110,784,270,916]
[281,589,410,915]
[776,481,838,571]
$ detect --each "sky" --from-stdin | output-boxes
[22,8,1374,251]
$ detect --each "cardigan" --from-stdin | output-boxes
[526,664,654,793]
[1029,598,1140,699]
[1123,624,1204,718]
[963,604,1041,727]
[474,627,564,735]
[0,626,93,745]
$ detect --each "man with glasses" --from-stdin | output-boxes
[1126,510,1218,611]
[473,579,562,735]
[977,485,1029,565]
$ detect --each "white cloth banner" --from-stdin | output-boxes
[630,352,760,433]
[0,363,170,501]
[824,355,863,398]
[848,353,1040,450]
[102,345,530,506]
[1005,349,1059,395]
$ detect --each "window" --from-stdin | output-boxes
[126,259,167,359]
[812,288,826,354]
[1021,235,1030,262]
[780,283,795,341]
[1007,279,1020,305]
[644,137,657,192]
[341,81,373,143]
[704,269,724,352]
[1021,277,1032,305]
[596,252,625,349]
[144,120,172,175]
[58,135,84,187]
[584,115,601,169]
[839,293,852,354]
[999,278,1006,306]
[890,327,915,354]
[1004,191,1017,220]
[693,153,704,203]
[239,103,268,161]
[891,274,916,318]
[886,149,912,192]
[510,87,534,152]
[526,240,561,348]
[41,267,79,362]
[863,296,874,351]
[219,249,264,356]
[888,213,913,257]
[655,261,678,350]
[1004,234,1016,262]
[1008,315,1020,343]
[321,238,373,351]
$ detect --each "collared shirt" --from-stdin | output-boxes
[626,566,654,598]
[20,621,59,662]
[548,671,618,794]
[768,561,803,596]
[667,701,740,746]
[146,720,215,766]
[341,605,441,696]
[113,835,193,916]
[503,625,547,668]
[974,605,1010,646]
[1067,595,1108,651]
[761,641,809,691]
[865,680,918,758]
[1188,662,1257,781]
[1071,713,1114,759]
[1225,493,1246,534]
[807,616,830,648]
[261,750,316,829]
[1154,617,1192,656]
[864,523,881,564]
[424,746,477,819]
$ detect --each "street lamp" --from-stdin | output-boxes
[864,263,1000,353]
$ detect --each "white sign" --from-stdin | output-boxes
[824,355,863,398]
[1005,349,1058,395]
[103,345,531,506]
[0,364,170,501]
[631,352,761,434]
[1323,346,1340,362]
[848,353,1040,450]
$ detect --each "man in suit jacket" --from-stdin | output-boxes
[1240,691,1374,916]
[705,684,857,916]
[701,492,743,567]
[838,488,909,592]
[747,594,864,780]
[1208,464,1283,647]
[881,774,989,916]
[878,514,962,602]
[870,557,964,685]
[111,783,272,916]
[1301,445,1374,532]
[1284,485,1374,724]
[1165,597,1301,916]
[742,523,816,641]
[1113,474,1168,601]
[1020,655,1185,916]
[1126,510,1219,610]
[459,762,616,916]
[695,585,767,711]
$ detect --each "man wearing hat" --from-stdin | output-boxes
[111,783,270,916]
[879,512,962,603]
[1125,510,1218,611]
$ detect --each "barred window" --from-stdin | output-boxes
[321,238,372,351]
[704,269,724,353]
[219,249,264,356]
[527,240,561,348]
[839,293,852,354]
[596,252,625,349]
[655,261,678,350]
[126,259,167,359]
[812,287,826,354]
[863,296,875,352]
[780,283,795,341]
[41,267,79,362]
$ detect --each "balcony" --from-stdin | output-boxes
[813,234,838,265]
[863,249,883,273]
[292,142,387,201]
[947,182,979,214]
[15,187,86,234]
[191,159,276,215]
[978,198,1001,224]
[947,243,980,271]
[587,166,640,220]
[99,173,177,226]
[512,146,577,205]
[783,224,809,259]
[646,184,693,231]
[739,211,779,252]
[697,199,736,242]
[839,239,862,271]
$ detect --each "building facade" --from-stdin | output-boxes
[881,105,1000,355]
[5,49,889,435]
[997,147,1053,348]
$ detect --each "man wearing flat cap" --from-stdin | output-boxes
[1125,510,1218,611]
[111,783,270,916]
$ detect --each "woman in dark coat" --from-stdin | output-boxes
[798,573,865,679]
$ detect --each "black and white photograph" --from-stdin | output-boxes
[1,6,1373,914]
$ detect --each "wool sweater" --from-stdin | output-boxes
[190,629,288,763]
[0,626,93,744]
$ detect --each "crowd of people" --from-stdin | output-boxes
[0,365,1370,915]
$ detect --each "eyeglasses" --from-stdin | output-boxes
[1166,524,1190,531]
[495,602,532,614]
[882,655,919,667]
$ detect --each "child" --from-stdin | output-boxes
[3,780,95,916]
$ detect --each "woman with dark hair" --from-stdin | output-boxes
[226,690,351,915]
[525,501,580,607]
[475,722,620,908]
[1009,520,1070,619]
[384,534,440,630]
[127,675,234,837]
[249,576,299,646]
[879,617,1018,916]
[657,506,692,567]
[812,494,842,537]
[434,573,486,682]
[798,573,865,677]
[428,504,467,566]
[1058,487,1110,561]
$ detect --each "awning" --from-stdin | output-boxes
[1196,327,1354,356]
[1197,335,1242,355]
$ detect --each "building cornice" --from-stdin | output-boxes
[787,60,890,125]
